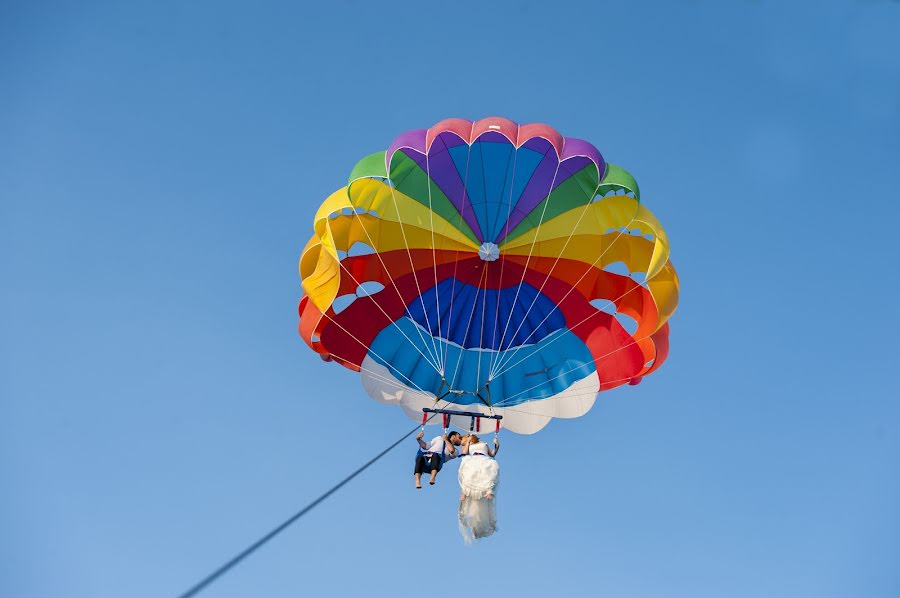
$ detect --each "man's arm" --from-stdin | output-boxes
[444,435,457,456]
[415,431,427,450]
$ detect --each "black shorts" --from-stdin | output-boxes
[414,452,443,474]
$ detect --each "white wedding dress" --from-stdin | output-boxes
[458,442,499,543]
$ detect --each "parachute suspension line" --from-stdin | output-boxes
[486,141,523,379]
[332,256,442,375]
[317,310,431,395]
[174,415,440,598]
[493,324,661,408]
[486,178,604,379]
[489,152,563,381]
[490,234,645,381]
[332,223,438,371]
[328,353,430,396]
[445,266,488,395]
[496,369,655,411]
[385,180,446,373]
[470,140,500,396]
[423,151,445,374]
[445,264,488,395]
[474,260,491,400]
[487,202,646,380]
[488,229,649,382]
[438,128,475,374]
[320,348,426,397]
[491,276,648,387]
[336,214,443,374]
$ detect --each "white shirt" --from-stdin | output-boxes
[424,436,457,461]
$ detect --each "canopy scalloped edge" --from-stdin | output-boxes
[384,116,606,183]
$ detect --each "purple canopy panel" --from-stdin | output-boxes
[422,130,485,242]
[493,136,560,241]
[385,129,427,172]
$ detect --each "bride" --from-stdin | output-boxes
[457,434,500,543]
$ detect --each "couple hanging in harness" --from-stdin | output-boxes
[413,429,462,488]
[413,409,502,543]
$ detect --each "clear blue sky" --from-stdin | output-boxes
[3,1,899,597]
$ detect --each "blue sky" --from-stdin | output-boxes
[2,1,899,597]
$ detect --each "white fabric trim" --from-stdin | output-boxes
[360,355,599,435]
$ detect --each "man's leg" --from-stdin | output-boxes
[414,455,427,488]
[428,455,441,485]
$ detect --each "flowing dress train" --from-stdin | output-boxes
[457,442,499,543]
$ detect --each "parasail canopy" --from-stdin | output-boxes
[298,117,679,434]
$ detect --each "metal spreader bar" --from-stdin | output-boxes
[422,407,503,420]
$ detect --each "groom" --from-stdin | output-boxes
[413,430,462,488]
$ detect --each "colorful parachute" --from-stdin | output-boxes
[298,117,678,434]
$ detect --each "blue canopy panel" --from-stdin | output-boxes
[446,134,552,244]
[405,278,566,351]
[368,318,596,408]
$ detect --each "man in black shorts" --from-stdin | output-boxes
[414,430,462,488]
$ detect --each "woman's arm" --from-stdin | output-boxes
[459,436,470,455]
[415,431,427,450]
[488,438,500,457]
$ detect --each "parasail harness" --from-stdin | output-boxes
[415,376,503,445]
[421,379,503,444]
